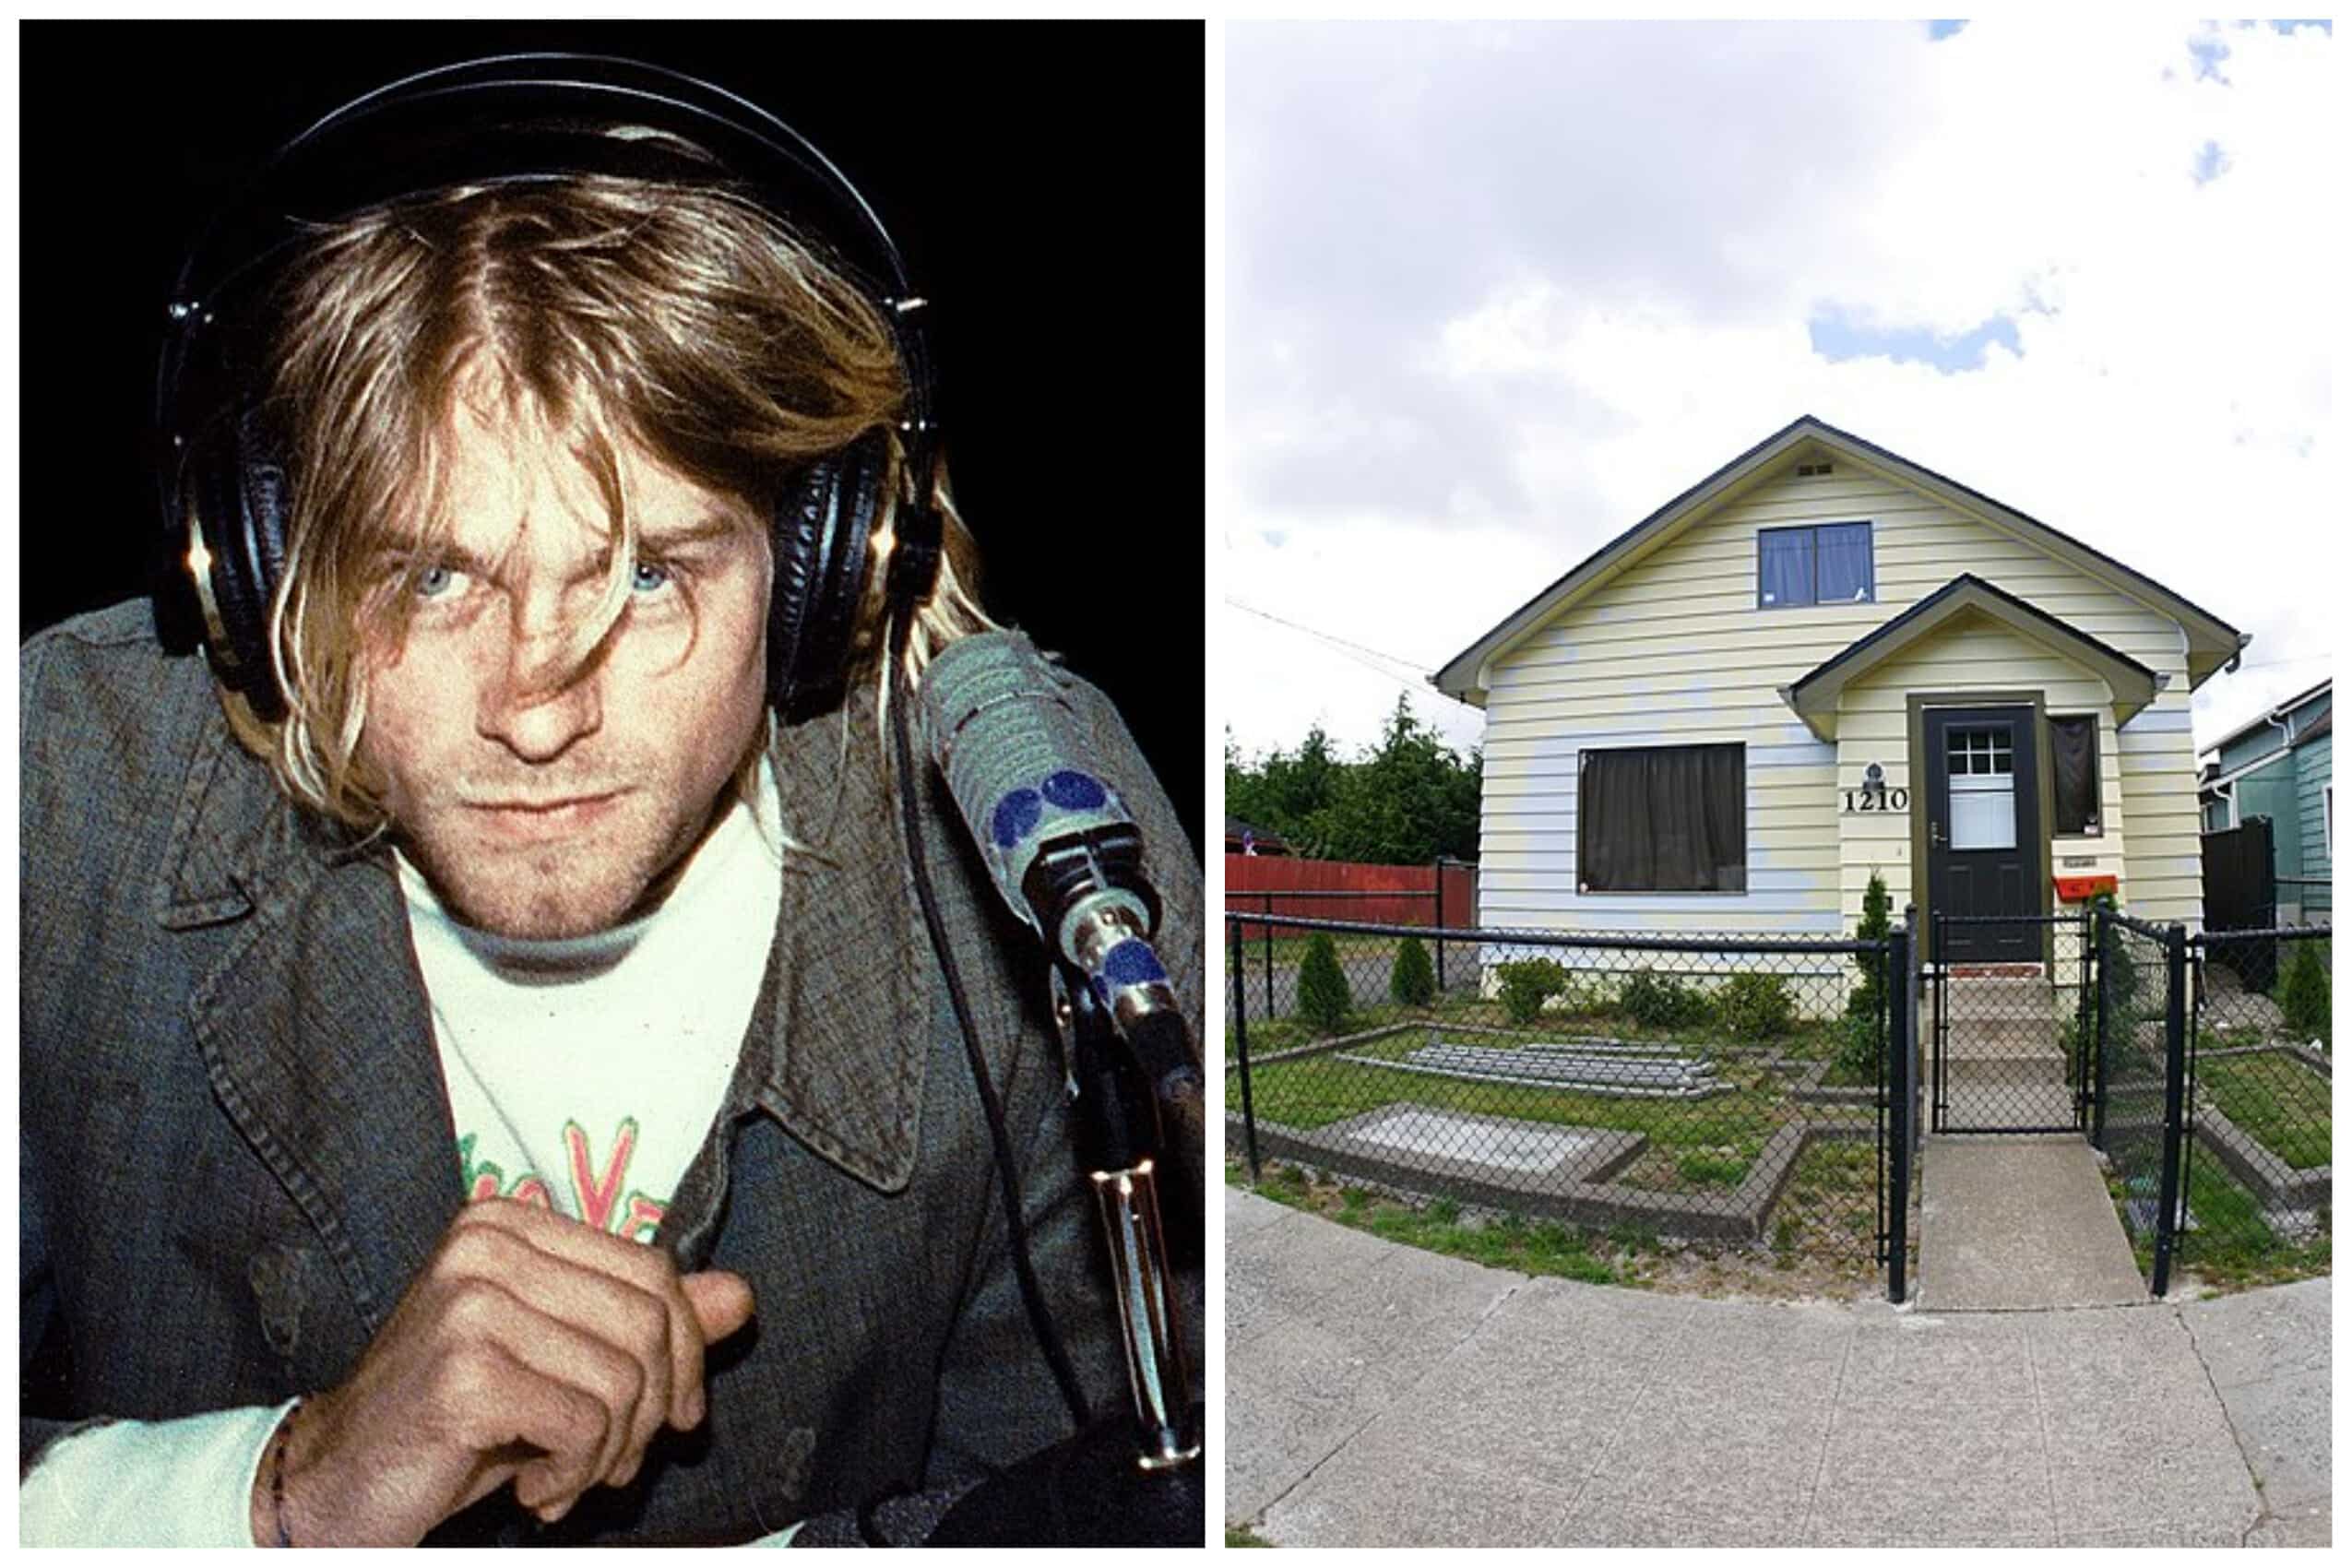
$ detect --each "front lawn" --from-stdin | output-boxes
[2196,1053,2332,1170]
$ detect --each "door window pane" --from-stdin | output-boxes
[1948,727,2016,849]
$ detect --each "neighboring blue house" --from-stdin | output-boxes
[2199,679,2332,921]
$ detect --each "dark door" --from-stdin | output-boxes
[1924,706,2041,962]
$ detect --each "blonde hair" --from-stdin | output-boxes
[215,168,988,829]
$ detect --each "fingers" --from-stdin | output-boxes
[446,1338,619,1524]
[683,1269,756,1345]
[459,1201,706,1431]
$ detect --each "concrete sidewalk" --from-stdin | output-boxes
[1226,1189,2330,1548]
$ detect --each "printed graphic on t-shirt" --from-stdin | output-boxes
[456,1119,668,1243]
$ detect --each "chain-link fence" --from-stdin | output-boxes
[1930,912,2094,1134]
[2177,925,2332,1289]
[2090,910,2178,1284]
[1226,913,1913,1290]
[2091,908,2332,1295]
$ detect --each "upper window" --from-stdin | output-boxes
[1577,742,1747,893]
[2049,714,2101,837]
[1758,522,1874,609]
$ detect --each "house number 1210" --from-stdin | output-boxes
[1842,786,1909,813]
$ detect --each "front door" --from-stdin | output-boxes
[1924,705,2041,962]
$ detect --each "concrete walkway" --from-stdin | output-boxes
[1918,1134,2146,1310]
[1226,1189,2330,1548]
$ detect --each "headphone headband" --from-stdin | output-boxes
[160,53,936,493]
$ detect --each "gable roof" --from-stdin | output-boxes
[1431,415,2248,706]
[1781,573,2162,742]
[2201,677,2331,759]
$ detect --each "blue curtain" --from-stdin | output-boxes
[1815,523,1874,602]
[1758,529,1814,607]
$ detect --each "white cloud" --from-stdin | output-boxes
[1226,18,2336,760]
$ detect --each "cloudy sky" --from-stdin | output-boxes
[1222,18,2335,767]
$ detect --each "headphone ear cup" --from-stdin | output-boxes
[186,413,293,720]
[768,429,888,722]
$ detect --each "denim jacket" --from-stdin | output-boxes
[18,602,1202,1545]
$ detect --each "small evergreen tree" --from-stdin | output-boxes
[1848,871,1892,1020]
[2278,938,2331,1044]
[1390,935,1437,1007]
[1298,932,1353,1034]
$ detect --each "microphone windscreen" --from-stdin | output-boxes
[916,632,1137,934]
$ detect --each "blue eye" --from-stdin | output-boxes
[631,562,673,594]
[413,564,460,600]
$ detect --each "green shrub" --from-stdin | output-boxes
[1389,935,1437,1006]
[1847,871,1893,1020]
[1833,1008,1879,1083]
[2090,890,2141,1021]
[1496,958,1568,1026]
[2279,938,2331,1044]
[1297,932,1353,1034]
[1620,968,1705,1029]
[1716,972,1796,1039]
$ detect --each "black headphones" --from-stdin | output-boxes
[155,53,944,725]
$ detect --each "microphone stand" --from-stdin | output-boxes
[928,966,1203,1546]
[1060,964,1201,1474]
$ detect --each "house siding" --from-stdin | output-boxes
[1476,454,2206,937]
[2293,732,2332,918]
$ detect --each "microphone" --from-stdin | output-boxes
[916,632,1200,1106]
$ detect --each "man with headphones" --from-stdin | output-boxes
[18,57,1200,1547]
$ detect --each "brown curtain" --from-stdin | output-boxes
[2049,715,2099,834]
[1578,743,1747,892]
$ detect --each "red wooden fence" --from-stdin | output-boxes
[1224,856,1476,936]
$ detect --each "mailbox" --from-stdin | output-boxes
[2054,873,2118,902]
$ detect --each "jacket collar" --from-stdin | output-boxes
[157,688,936,1317]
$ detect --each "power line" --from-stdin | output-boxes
[1223,599,1438,677]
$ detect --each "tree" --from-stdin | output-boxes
[1228,698,1482,864]
[1297,932,1353,1034]
[1848,871,1892,1020]
[1390,936,1436,1007]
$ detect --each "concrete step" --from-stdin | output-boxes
[1942,1052,2070,1087]
[1943,1018,2068,1053]
[1937,1083,2081,1129]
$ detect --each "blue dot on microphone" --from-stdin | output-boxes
[1042,770,1108,811]
[992,790,1042,849]
[1103,939,1167,986]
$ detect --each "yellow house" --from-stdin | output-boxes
[1431,416,2246,964]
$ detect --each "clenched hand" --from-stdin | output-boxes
[250,1198,754,1546]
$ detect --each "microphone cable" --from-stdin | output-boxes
[885,608,1091,1435]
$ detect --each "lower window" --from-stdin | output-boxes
[2049,714,2101,837]
[1577,742,1747,893]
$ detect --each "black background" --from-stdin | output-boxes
[18,20,1206,852]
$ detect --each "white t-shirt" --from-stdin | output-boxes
[19,765,785,1547]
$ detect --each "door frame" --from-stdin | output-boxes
[1907,689,2056,968]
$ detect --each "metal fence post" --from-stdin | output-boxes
[2090,904,2110,1152]
[1431,857,1446,993]
[2151,921,2190,1298]
[1886,920,1913,1304]
[1230,917,1261,1182]
[1262,892,1275,1018]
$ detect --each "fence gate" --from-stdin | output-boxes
[1929,911,2095,1134]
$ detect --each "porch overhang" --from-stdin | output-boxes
[1777,573,2163,742]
